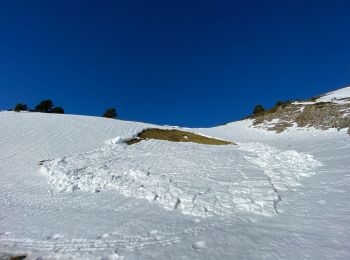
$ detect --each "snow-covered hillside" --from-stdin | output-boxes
[1,102,350,259]
[316,86,350,104]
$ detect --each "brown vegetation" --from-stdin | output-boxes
[126,128,234,145]
[251,101,350,134]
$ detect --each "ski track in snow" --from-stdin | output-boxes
[0,226,200,259]
[40,139,321,217]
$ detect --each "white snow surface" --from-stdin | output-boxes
[316,86,350,104]
[1,111,350,259]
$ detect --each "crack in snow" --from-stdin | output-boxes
[266,175,282,214]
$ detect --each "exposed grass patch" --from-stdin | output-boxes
[126,128,234,145]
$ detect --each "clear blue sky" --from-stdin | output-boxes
[1,0,349,127]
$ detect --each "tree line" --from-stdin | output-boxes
[12,98,295,120]
[12,100,118,119]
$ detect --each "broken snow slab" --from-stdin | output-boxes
[40,139,321,217]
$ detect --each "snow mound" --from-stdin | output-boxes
[105,136,124,145]
[41,140,321,217]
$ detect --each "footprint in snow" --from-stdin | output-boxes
[97,233,110,239]
[148,230,158,235]
[192,241,206,250]
[101,253,124,260]
[155,235,162,241]
[48,234,64,240]
[192,218,201,224]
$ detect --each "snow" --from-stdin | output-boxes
[192,241,206,250]
[292,101,315,105]
[105,136,124,145]
[316,86,350,104]
[292,86,350,105]
[1,111,350,259]
[40,140,320,217]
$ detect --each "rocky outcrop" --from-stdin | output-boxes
[252,99,350,134]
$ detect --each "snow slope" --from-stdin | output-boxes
[316,86,350,104]
[1,111,350,259]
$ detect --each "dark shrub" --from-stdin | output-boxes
[275,100,284,107]
[35,100,54,113]
[51,106,64,114]
[103,108,118,119]
[14,103,28,112]
[281,100,292,108]
[253,104,265,114]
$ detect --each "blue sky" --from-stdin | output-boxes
[0,0,349,127]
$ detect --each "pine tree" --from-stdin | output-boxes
[103,108,118,119]
[35,100,54,113]
[14,103,28,112]
[275,100,284,107]
[253,104,265,114]
[51,106,64,114]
